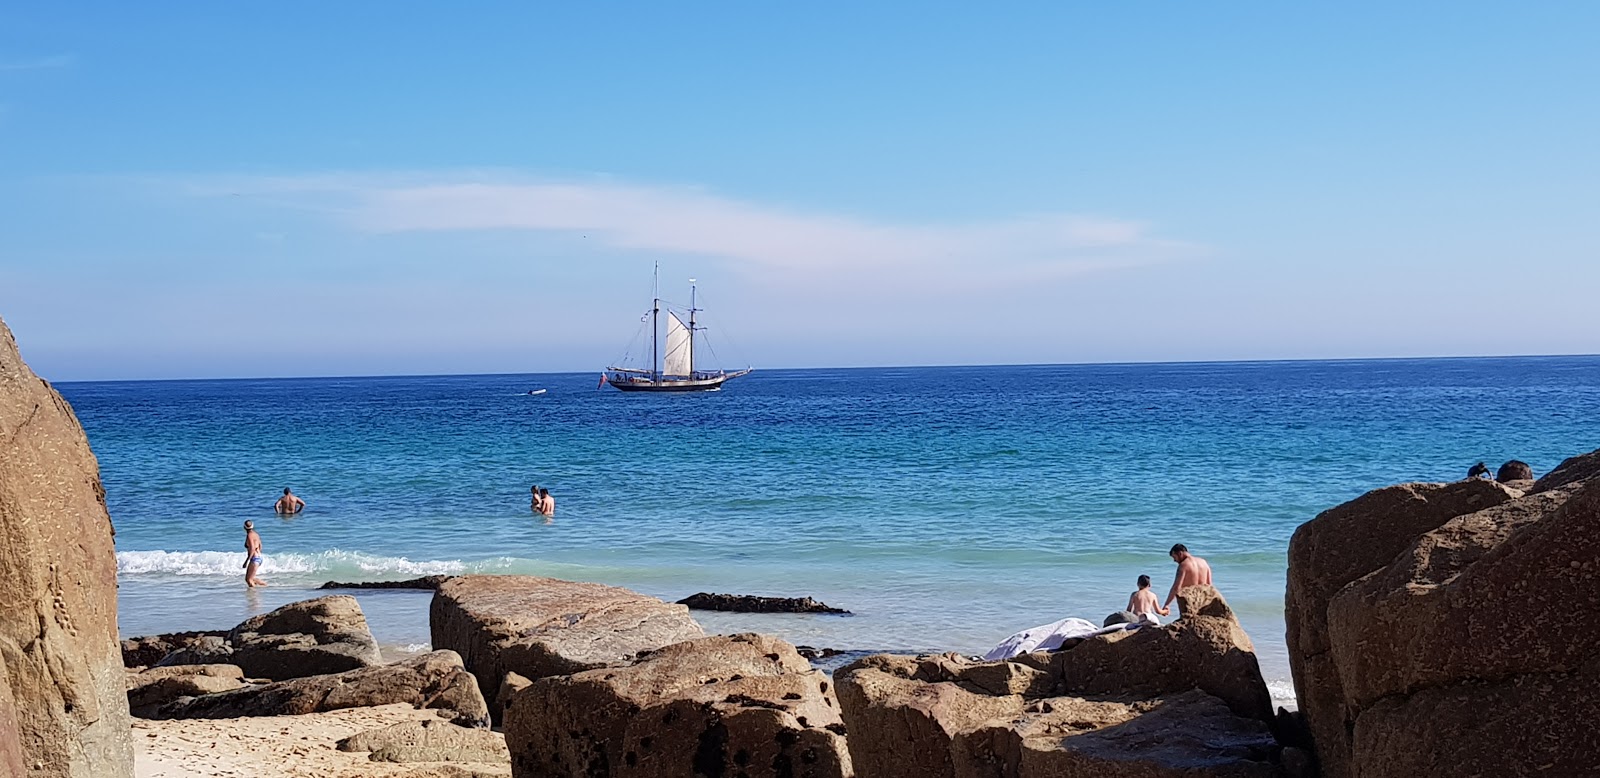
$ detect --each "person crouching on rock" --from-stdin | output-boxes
[1127,574,1163,625]
[243,520,268,588]
[1467,461,1491,480]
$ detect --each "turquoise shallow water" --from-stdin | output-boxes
[61,357,1600,705]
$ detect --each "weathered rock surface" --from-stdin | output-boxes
[227,595,383,681]
[1288,449,1600,778]
[836,587,1283,777]
[120,629,230,668]
[1531,447,1600,493]
[124,669,244,717]
[837,658,1280,778]
[0,315,135,778]
[151,650,490,727]
[676,592,850,614]
[1044,586,1272,720]
[1283,478,1516,778]
[430,575,704,718]
[1495,459,1534,482]
[338,718,510,764]
[504,633,849,778]
[125,663,244,691]
[150,635,233,667]
[319,575,455,590]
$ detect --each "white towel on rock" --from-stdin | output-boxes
[981,616,1103,661]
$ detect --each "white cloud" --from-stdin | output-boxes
[198,172,1198,283]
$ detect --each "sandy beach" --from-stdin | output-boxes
[132,704,509,778]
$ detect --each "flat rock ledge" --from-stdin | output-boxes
[677,592,851,614]
[319,575,457,590]
[430,575,705,721]
[149,649,490,728]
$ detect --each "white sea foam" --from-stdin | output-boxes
[1267,679,1299,711]
[116,549,468,578]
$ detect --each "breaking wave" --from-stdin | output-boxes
[116,549,474,579]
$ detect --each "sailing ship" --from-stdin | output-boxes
[604,267,752,393]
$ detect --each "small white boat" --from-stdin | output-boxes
[526,389,547,396]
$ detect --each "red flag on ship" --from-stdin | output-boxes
[597,373,608,388]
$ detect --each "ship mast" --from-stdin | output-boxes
[688,278,698,376]
[651,262,660,382]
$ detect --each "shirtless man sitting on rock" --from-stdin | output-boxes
[1161,543,1212,617]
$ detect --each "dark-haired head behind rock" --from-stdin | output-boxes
[1496,459,1533,483]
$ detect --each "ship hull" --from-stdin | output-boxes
[607,370,750,393]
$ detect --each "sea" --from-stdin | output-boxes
[60,357,1600,708]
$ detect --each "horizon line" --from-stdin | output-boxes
[49,350,1600,385]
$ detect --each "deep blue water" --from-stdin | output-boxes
[60,357,1600,703]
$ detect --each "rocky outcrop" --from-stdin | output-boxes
[835,586,1284,777]
[226,595,383,681]
[676,592,850,614]
[430,575,704,719]
[150,635,233,668]
[837,659,1280,777]
[151,650,489,727]
[338,718,510,764]
[1051,586,1272,720]
[319,575,455,590]
[1531,447,1600,492]
[1495,459,1533,483]
[504,633,849,778]
[126,664,247,715]
[1283,478,1516,778]
[1288,449,1600,778]
[120,629,229,668]
[0,315,135,778]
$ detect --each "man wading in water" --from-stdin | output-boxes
[243,520,268,587]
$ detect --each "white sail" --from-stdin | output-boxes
[662,312,693,376]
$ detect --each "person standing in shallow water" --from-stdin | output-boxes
[275,487,305,515]
[1161,543,1212,616]
[243,520,267,587]
[538,487,555,518]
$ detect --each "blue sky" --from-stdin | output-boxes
[2,3,1597,380]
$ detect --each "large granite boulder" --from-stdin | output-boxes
[338,718,510,764]
[1283,478,1516,778]
[504,633,848,778]
[0,315,135,778]
[837,656,1281,777]
[1050,585,1272,721]
[1321,480,1600,776]
[226,595,383,680]
[120,629,230,668]
[836,588,1284,777]
[1287,449,1600,778]
[151,650,489,727]
[431,575,704,718]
